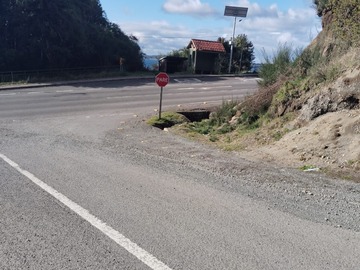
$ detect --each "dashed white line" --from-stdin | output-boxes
[174,78,202,83]
[56,90,74,93]
[176,85,232,91]
[176,87,195,90]
[0,153,172,270]
[0,93,16,96]
[106,94,155,99]
[27,91,43,94]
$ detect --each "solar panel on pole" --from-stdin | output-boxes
[224,6,248,73]
[224,6,248,17]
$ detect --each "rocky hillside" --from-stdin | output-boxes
[290,0,359,122]
[191,1,360,181]
[242,0,360,180]
[171,1,360,180]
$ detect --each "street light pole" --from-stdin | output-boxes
[224,6,248,74]
[228,18,241,74]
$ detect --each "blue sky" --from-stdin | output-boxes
[100,0,321,62]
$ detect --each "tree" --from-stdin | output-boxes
[232,34,255,72]
[217,35,255,73]
[169,47,189,58]
[0,0,144,72]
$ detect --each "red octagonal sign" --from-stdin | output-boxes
[155,72,169,87]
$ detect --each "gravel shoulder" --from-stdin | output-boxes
[102,115,360,232]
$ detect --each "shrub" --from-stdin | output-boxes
[313,0,330,16]
[209,99,239,126]
[330,0,360,47]
[186,100,239,140]
[189,120,213,135]
[147,112,189,129]
[258,43,302,86]
[293,46,322,76]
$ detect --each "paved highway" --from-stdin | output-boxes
[0,77,257,119]
[1,76,359,269]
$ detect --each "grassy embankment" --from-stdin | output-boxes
[148,0,360,172]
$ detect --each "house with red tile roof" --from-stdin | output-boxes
[187,39,226,74]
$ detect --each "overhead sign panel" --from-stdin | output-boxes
[224,6,248,17]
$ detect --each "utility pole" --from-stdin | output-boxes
[228,18,242,74]
[224,6,248,74]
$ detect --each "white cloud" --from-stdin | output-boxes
[118,21,194,55]
[248,3,278,17]
[118,1,321,62]
[162,0,216,16]
[228,1,321,61]
[277,32,295,44]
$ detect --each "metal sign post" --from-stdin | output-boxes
[159,86,164,119]
[155,72,170,119]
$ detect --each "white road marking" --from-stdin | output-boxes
[174,78,202,83]
[56,90,74,93]
[0,93,16,96]
[175,101,221,107]
[175,85,232,91]
[240,78,261,82]
[0,153,172,270]
[176,87,195,90]
[106,94,155,99]
[27,91,42,94]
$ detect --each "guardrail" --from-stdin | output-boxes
[0,66,123,84]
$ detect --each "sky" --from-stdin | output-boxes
[99,0,321,62]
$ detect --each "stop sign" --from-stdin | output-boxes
[155,72,169,87]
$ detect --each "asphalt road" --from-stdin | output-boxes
[1,76,359,270]
[0,76,257,119]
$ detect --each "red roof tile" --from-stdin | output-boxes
[188,39,226,53]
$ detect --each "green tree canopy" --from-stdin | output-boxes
[0,0,144,72]
[232,34,255,72]
[169,47,189,58]
[218,34,255,73]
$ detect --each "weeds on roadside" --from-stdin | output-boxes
[147,112,189,129]
[258,43,302,87]
[187,100,238,138]
[209,99,239,126]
